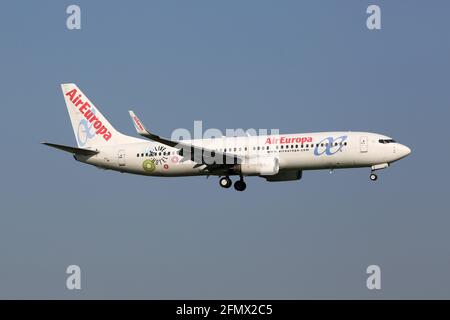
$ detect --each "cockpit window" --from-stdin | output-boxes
[379,139,396,144]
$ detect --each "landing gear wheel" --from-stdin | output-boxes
[370,173,378,181]
[219,176,232,188]
[234,180,247,191]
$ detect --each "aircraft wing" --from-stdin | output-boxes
[128,110,242,172]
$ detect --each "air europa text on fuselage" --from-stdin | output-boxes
[265,136,313,144]
[65,88,112,141]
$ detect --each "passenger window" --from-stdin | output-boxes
[141,153,144,157]
[137,153,139,157]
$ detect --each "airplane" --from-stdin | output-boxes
[42,83,411,191]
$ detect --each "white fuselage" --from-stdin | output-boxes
[47,84,412,190]
[76,131,411,178]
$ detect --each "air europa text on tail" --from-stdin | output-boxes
[65,88,112,141]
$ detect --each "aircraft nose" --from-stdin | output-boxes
[399,144,411,158]
[405,145,411,156]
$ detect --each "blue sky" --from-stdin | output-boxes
[0,0,449,298]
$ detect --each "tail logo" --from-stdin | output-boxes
[77,109,97,147]
[65,88,112,145]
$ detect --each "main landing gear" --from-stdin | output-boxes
[219,176,247,191]
[370,173,378,181]
[219,176,232,188]
[234,178,247,191]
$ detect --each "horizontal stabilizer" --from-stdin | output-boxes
[41,142,99,156]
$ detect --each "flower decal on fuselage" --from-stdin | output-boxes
[142,159,156,172]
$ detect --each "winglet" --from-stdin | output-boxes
[128,110,178,147]
[128,110,149,136]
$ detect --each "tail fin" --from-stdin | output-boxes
[61,83,128,147]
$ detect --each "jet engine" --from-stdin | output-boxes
[233,157,279,176]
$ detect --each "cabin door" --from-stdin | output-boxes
[360,136,368,153]
[118,149,126,166]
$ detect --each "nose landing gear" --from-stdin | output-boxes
[369,163,388,182]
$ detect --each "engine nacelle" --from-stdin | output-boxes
[233,157,279,176]
[263,170,302,182]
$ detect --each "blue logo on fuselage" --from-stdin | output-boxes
[314,135,348,156]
